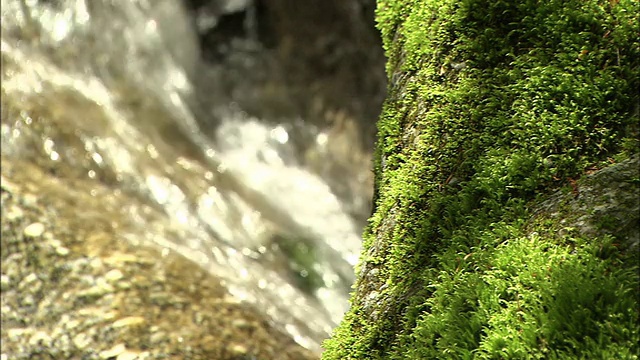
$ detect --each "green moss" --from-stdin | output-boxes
[269,233,325,295]
[395,233,638,359]
[323,0,639,358]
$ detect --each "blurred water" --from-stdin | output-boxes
[1,0,371,353]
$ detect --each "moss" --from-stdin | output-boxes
[267,233,326,295]
[323,0,639,358]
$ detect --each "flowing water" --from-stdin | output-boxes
[1,0,374,353]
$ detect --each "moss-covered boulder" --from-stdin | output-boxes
[323,0,639,358]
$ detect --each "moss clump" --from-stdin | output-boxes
[269,233,326,295]
[323,0,639,358]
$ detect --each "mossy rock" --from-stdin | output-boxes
[323,0,639,358]
[268,233,326,295]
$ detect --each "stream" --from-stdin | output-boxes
[1,0,381,353]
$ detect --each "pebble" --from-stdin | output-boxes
[56,246,70,256]
[99,343,126,359]
[90,258,104,269]
[7,328,32,341]
[149,329,167,345]
[104,253,139,265]
[5,206,24,221]
[77,281,114,299]
[0,175,17,192]
[103,311,118,320]
[64,319,80,331]
[22,193,38,206]
[23,222,45,237]
[112,316,145,328]
[117,351,140,360]
[28,331,51,346]
[230,343,248,355]
[48,238,62,247]
[232,319,251,330]
[1,275,10,288]
[23,273,38,284]
[105,269,124,283]
[21,294,35,307]
[73,333,91,349]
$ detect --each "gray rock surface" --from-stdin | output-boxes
[535,155,640,255]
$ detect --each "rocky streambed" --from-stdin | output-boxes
[1,158,316,360]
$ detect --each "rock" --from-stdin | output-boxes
[104,269,125,283]
[322,0,640,358]
[99,343,127,359]
[23,222,45,237]
[536,155,640,254]
[112,316,145,329]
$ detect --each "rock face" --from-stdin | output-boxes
[187,0,386,222]
[323,0,639,358]
[189,0,386,144]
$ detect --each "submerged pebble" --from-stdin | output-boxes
[112,316,145,328]
[28,331,52,347]
[100,343,127,359]
[56,246,70,256]
[117,350,141,360]
[5,206,23,221]
[0,275,10,289]
[72,332,91,349]
[105,269,124,283]
[23,222,45,237]
[230,343,248,355]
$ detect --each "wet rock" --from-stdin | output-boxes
[23,222,45,237]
